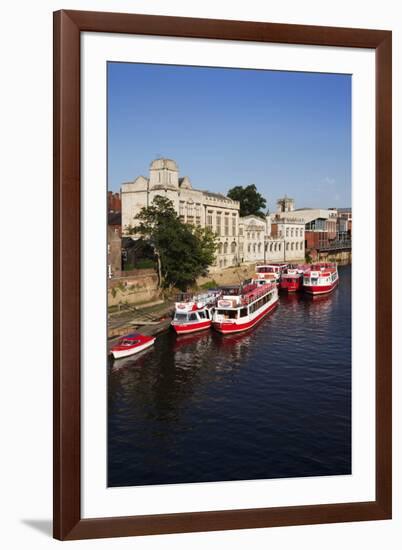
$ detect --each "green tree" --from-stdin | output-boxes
[135,196,217,291]
[227,184,267,218]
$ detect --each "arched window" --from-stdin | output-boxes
[286,228,289,237]
[248,244,251,252]
[291,242,294,251]
[295,228,299,237]
[278,243,281,251]
[274,243,277,252]
[300,240,304,249]
[295,242,298,250]
[270,243,273,252]
[300,229,304,237]
[253,243,256,252]
[286,242,290,251]
[231,241,236,254]
[291,228,294,238]
[224,242,228,254]
[218,242,223,254]
[258,243,261,253]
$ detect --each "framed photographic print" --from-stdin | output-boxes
[53,10,392,540]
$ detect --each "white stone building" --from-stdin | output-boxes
[268,216,306,262]
[238,215,267,263]
[122,163,309,270]
[121,159,240,269]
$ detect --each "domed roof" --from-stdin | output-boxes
[149,158,178,171]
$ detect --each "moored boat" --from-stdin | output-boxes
[212,281,279,334]
[171,291,220,334]
[111,332,155,359]
[255,263,288,284]
[303,262,339,295]
[280,264,307,293]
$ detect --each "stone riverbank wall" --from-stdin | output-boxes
[108,269,160,307]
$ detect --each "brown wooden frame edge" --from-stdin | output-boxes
[53,9,392,541]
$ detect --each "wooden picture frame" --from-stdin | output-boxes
[53,10,392,540]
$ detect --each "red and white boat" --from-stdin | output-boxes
[255,263,287,284]
[212,281,279,334]
[111,332,155,359]
[280,265,308,293]
[303,262,339,295]
[171,291,220,334]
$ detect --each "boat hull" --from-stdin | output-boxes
[213,299,278,334]
[303,278,339,295]
[111,338,155,359]
[172,319,212,334]
[280,280,302,293]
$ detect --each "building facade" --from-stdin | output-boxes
[107,225,121,278]
[108,191,121,213]
[121,159,240,269]
[238,216,267,263]
[269,216,306,261]
[121,163,312,270]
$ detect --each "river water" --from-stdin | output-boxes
[108,264,351,487]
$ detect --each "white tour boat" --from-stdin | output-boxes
[303,262,339,295]
[212,281,279,334]
[171,291,220,334]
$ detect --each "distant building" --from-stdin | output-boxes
[269,215,305,261]
[107,225,121,278]
[108,191,121,213]
[108,211,122,237]
[121,162,315,270]
[278,207,338,250]
[238,216,267,263]
[336,207,352,238]
[277,195,295,214]
[121,158,240,269]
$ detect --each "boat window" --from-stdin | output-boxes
[198,311,206,319]
[174,313,188,321]
[189,313,197,321]
[240,308,247,317]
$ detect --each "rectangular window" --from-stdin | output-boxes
[232,215,236,236]
[225,215,229,236]
[207,210,213,230]
[216,213,222,236]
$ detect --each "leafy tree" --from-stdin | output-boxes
[135,196,217,291]
[227,184,267,218]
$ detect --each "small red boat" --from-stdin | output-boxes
[280,265,307,293]
[111,332,155,359]
[303,262,339,295]
[171,291,220,334]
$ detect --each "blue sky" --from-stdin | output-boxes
[108,62,351,209]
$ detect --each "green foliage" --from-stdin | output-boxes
[227,184,267,218]
[135,258,156,269]
[135,196,217,291]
